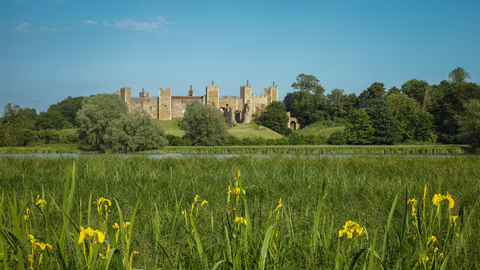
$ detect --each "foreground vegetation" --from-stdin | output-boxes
[1,156,479,269]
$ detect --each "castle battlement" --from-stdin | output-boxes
[116,80,278,124]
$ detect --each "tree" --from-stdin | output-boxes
[449,67,471,83]
[387,86,400,96]
[0,104,38,146]
[76,94,130,151]
[254,101,289,135]
[368,102,401,145]
[182,101,229,146]
[344,109,374,145]
[455,99,480,150]
[104,111,168,152]
[401,79,429,105]
[53,96,85,126]
[291,74,325,96]
[326,89,348,118]
[283,92,294,115]
[387,93,434,142]
[357,82,386,109]
[328,131,347,145]
[35,108,66,130]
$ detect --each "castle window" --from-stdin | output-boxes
[173,110,176,113]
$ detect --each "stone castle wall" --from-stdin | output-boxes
[117,80,278,125]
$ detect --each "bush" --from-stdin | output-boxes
[182,101,229,146]
[328,131,347,145]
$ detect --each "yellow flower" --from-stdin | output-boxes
[442,192,454,209]
[28,234,36,244]
[34,242,53,251]
[237,170,241,179]
[112,223,120,230]
[339,220,365,238]
[200,200,208,206]
[432,194,443,206]
[440,253,444,259]
[423,184,427,200]
[450,215,459,225]
[407,198,417,205]
[35,195,47,207]
[123,221,130,228]
[274,198,283,212]
[194,195,199,203]
[234,216,247,225]
[78,226,105,244]
[233,188,246,195]
[428,235,437,244]
[227,185,231,195]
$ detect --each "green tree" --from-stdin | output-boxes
[76,94,130,151]
[326,88,348,118]
[0,104,38,146]
[344,109,374,145]
[387,93,435,142]
[387,86,400,96]
[455,99,480,150]
[291,74,325,96]
[104,111,168,152]
[35,108,66,130]
[401,79,429,105]
[368,102,401,145]
[357,82,386,109]
[182,101,229,146]
[448,67,471,83]
[254,101,289,135]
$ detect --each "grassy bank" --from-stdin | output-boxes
[1,156,479,269]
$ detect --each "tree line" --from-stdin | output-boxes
[274,68,480,149]
[1,67,479,151]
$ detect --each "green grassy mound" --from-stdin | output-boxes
[228,123,283,139]
[296,122,346,138]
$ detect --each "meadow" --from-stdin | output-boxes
[1,156,479,269]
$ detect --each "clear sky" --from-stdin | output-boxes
[1,0,479,113]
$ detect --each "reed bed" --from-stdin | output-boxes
[0,156,479,269]
[146,145,466,155]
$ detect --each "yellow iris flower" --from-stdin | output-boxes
[432,194,443,206]
[233,188,246,195]
[78,226,105,244]
[407,198,417,205]
[35,196,47,207]
[339,220,365,239]
[34,242,53,251]
[234,216,247,225]
[450,215,459,224]
[442,192,454,209]
[200,200,208,206]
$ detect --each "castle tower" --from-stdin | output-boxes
[139,88,149,98]
[205,80,219,109]
[159,87,172,120]
[263,81,279,105]
[240,80,253,124]
[119,87,132,113]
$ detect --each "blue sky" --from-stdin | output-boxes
[1,0,479,113]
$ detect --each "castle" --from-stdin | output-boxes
[116,80,279,126]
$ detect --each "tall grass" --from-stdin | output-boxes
[0,156,479,269]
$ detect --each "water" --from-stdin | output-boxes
[0,153,459,158]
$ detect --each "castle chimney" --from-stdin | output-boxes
[212,80,214,86]
[247,80,249,87]
[190,85,192,90]
[273,82,275,86]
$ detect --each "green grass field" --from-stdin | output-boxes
[1,156,479,269]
